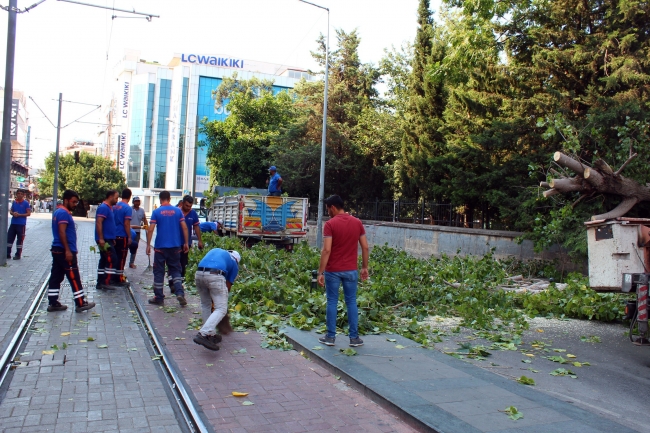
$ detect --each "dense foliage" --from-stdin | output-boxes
[38,152,127,204]
[187,235,629,349]
[201,0,650,258]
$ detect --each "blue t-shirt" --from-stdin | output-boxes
[199,221,218,232]
[95,202,116,241]
[151,205,185,248]
[181,209,200,243]
[268,173,282,193]
[113,201,133,237]
[52,206,77,252]
[198,248,239,284]
[10,200,30,225]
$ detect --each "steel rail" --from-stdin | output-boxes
[0,273,50,388]
[126,285,209,433]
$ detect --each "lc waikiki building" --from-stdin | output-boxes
[105,49,311,211]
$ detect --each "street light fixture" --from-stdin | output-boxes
[298,0,329,249]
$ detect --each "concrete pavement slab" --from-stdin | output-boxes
[285,328,639,433]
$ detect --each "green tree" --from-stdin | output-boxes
[399,0,447,200]
[38,152,126,203]
[202,74,297,189]
[274,29,399,203]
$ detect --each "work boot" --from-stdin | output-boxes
[193,333,219,351]
[177,296,187,306]
[47,303,68,312]
[169,282,176,294]
[75,301,96,313]
[148,297,164,305]
[13,255,21,260]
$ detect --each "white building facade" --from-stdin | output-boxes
[106,50,310,210]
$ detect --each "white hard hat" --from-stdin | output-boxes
[228,250,241,264]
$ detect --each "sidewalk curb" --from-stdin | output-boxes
[284,329,435,433]
[129,286,218,433]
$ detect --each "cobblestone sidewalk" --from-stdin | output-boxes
[0,217,186,433]
[0,214,54,352]
[127,247,414,433]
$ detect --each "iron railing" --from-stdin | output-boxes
[308,199,509,230]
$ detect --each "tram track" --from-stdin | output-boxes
[0,274,211,433]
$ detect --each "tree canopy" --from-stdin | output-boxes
[38,152,126,204]
[200,0,650,258]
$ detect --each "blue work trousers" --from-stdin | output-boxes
[153,247,184,300]
[324,270,359,339]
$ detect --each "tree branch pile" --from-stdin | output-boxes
[542,152,650,220]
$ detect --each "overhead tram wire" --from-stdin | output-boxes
[273,9,326,76]
[29,96,101,129]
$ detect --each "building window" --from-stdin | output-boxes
[176,77,189,190]
[154,79,172,189]
[142,83,155,189]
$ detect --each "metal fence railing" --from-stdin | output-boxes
[308,200,509,230]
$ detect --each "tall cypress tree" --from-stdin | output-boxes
[399,0,447,200]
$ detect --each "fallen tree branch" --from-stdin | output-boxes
[592,197,638,220]
[614,153,638,176]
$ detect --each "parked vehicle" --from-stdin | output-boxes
[209,194,309,250]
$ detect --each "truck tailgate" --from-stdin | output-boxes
[240,195,308,237]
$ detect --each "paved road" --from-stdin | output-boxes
[126,245,414,433]
[0,214,187,433]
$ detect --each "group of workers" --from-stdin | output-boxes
[7,165,370,351]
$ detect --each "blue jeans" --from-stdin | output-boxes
[324,270,359,339]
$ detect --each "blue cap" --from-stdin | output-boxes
[269,166,277,171]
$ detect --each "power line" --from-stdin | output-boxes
[28,96,56,128]
[0,0,47,13]
[61,105,101,128]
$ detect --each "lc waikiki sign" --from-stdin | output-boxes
[117,81,129,173]
[181,54,245,69]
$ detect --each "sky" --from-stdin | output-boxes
[0,0,437,170]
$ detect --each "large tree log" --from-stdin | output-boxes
[546,152,650,220]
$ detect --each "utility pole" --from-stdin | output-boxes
[298,0,329,248]
[53,93,62,205]
[0,0,17,267]
[192,115,199,197]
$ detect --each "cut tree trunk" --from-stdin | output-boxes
[543,152,650,220]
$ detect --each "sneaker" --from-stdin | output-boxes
[318,336,336,346]
[148,297,164,305]
[349,337,364,347]
[12,256,20,260]
[75,301,96,313]
[47,303,68,312]
[193,333,219,351]
[177,296,187,306]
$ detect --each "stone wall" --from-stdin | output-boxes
[306,220,570,264]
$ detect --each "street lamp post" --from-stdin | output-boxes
[298,0,329,249]
[0,0,17,267]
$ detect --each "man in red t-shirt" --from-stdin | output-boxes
[317,195,369,347]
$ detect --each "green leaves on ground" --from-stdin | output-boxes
[516,376,535,386]
[550,368,577,378]
[340,348,358,356]
[187,235,627,351]
[580,335,601,343]
[503,406,523,421]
